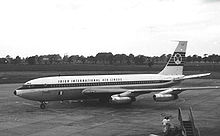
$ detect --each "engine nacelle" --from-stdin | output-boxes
[110,96,132,104]
[153,93,178,102]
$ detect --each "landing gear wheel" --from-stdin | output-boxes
[40,103,46,109]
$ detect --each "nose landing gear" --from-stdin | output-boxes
[40,102,47,109]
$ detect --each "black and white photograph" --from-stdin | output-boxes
[0,0,220,136]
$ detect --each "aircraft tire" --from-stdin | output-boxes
[40,103,46,109]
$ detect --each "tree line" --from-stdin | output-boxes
[0,53,220,67]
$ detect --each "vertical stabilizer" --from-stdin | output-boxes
[159,41,187,75]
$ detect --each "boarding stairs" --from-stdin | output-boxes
[178,107,200,136]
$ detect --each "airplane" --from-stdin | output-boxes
[14,41,219,109]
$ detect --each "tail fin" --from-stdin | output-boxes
[159,41,187,75]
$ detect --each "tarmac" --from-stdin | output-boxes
[0,79,219,136]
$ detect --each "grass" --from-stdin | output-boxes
[0,64,161,71]
[0,63,220,84]
[0,63,220,72]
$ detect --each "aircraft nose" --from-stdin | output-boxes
[14,89,22,97]
[14,90,17,95]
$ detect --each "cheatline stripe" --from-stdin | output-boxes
[18,80,172,90]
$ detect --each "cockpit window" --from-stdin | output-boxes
[19,85,32,89]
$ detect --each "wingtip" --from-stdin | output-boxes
[205,73,211,76]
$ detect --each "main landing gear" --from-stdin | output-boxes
[40,102,47,109]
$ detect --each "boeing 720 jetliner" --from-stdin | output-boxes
[14,41,219,109]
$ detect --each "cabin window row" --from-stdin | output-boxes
[58,78,122,83]
[21,80,169,89]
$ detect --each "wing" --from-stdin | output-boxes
[83,86,219,96]
[82,86,220,103]
[82,88,128,98]
[129,86,220,102]
[129,86,219,94]
[119,86,220,98]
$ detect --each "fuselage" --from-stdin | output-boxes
[14,74,183,102]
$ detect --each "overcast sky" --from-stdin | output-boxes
[0,0,220,58]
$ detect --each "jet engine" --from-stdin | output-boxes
[110,95,133,104]
[153,93,178,102]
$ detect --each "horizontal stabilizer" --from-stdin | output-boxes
[183,73,210,80]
